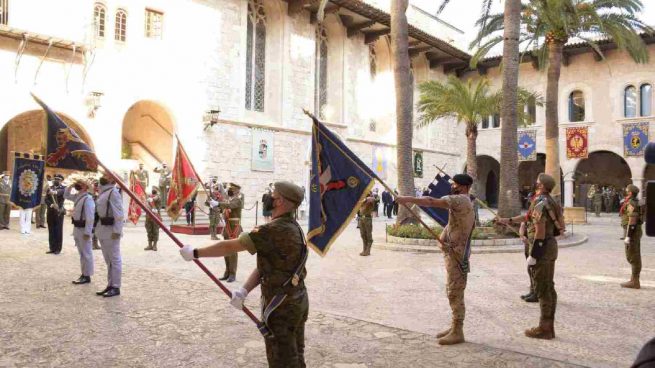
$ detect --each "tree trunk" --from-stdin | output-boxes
[466,125,478,196]
[545,41,563,202]
[391,0,415,225]
[497,0,522,218]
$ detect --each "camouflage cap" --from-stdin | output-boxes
[537,173,555,192]
[627,184,640,194]
[274,181,304,207]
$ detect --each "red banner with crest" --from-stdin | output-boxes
[166,144,199,221]
[127,172,146,224]
[566,127,588,159]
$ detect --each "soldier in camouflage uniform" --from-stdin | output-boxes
[519,219,538,303]
[357,192,375,256]
[397,174,475,346]
[209,183,243,283]
[592,185,603,217]
[497,173,565,340]
[206,177,224,240]
[134,163,149,191]
[144,187,161,251]
[620,184,643,289]
[154,163,171,209]
[180,181,308,368]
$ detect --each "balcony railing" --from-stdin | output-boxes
[0,0,8,25]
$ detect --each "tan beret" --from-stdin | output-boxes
[274,181,304,206]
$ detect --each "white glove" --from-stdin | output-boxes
[180,244,196,261]
[624,237,631,246]
[230,287,248,309]
[147,198,153,203]
[209,200,219,208]
[527,256,537,266]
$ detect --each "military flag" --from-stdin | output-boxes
[419,173,452,227]
[166,143,200,221]
[566,127,588,159]
[31,94,97,172]
[307,114,376,256]
[623,122,649,157]
[10,152,45,210]
[127,172,147,224]
[518,129,537,161]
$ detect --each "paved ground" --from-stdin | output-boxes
[1,212,653,367]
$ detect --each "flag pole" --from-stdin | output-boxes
[432,164,521,236]
[303,110,454,256]
[94,158,266,332]
[174,134,213,200]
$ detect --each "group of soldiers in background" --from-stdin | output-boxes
[588,185,623,216]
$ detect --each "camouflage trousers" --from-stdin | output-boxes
[625,227,642,277]
[35,204,47,227]
[444,247,468,321]
[264,291,309,368]
[145,217,159,242]
[209,210,221,239]
[222,225,240,277]
[523,242,536,293]
[358,217,373,253]
[533,238,558,320]
[594,202,602,217]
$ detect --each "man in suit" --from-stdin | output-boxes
[45,174,66,254]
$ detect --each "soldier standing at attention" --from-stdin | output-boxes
[95,173,124,298]
[357,192,375,256]
[64,177,96,285]
[35,179,48,229]
[180,181,308,368]
[206,177,223,240]
[592,185,603,217]
[620,184,643,289]
[144,187,161,251]
[496,173,565,340]
[0,172,11,230]
[134,162,149,190]
[154,163,171,209]
[45,174,66,254]
[209,183,243,283]
[396,174,475,345]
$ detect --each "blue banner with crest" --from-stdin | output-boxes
[518,130,537,161]
[10,153,45,210]
[623,122,649,157]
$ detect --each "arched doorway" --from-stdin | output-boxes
[121,101,175,169]
[518,153,545,208]
[574,151,632,210]
[0,110,93,173]
[485,170,498,207]
[644,164,655,190]
[474,155,500,208]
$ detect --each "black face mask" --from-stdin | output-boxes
[152,191,157,196]
[264,198,275,212]
[73,184,82,191]
[99,178,109,186]
[227,189,234,197]
[53,180,60,186]
[450,185,462,195]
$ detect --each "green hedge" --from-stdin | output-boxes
[386,224,517,240]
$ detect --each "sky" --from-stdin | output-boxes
[411,0,655,48]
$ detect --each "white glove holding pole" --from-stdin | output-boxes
[209,199,219,208]
[230,287,248,309]
[624,237,631,246]
[180,244,196,261]
[527,256,537,266]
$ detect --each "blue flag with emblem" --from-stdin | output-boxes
[31,94,97,172]
[623,122,648,157]
[518,130,537,161]
[419,173,452,227]
[10,153,45,210]
[307,114,376,256]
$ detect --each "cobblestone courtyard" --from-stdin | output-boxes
[1,213,653,367]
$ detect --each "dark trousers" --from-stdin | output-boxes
[47,210,64,252]
[384,203,393,218]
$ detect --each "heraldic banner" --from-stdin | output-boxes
[518,130,537,161]
[10,152,45,210]
[127,172,147,224]
[166,143,200,221]
[307,114,375,256]
[251,128,274,172]
[623,122,649,157]
[420,173,451,227]
[566,126,589,159]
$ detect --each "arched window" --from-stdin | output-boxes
[641,84,652,117]
[315,24,328,119]
[481,116,489,129]
[368,44,377,79]
[525,95,537,125]
[94,4,106,38]
[568,90,585,122]
[624,85,637,118]
[115,9,127,42]
[245,0,266,112]
[492,114,500,128]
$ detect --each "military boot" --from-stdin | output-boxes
[438,320,465,345]
[152,241,158,251]
[525,318,555,340]
[436,325,451,339]
[210,227,218,240]
[144,241,153,251]
[621,276,640,289]
[523,293,538,303]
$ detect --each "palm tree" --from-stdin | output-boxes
[439,0,523,218]
[471,0,652,202]
[417,76,541,196]
[391,0,415,225]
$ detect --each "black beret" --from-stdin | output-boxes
[452,174,473,186]
[54,174,64,180]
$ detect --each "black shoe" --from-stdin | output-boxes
[53,252,60,255]
[103,288,120,298]
[520,291,532,300]
[219,275,229,281]
[72,276,91,285]
[46,250,55,254]
[524,293,539,303]
[96,286,112,295]
[227,276,235,283]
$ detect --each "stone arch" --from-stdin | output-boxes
[121,100,176,170]
[0,110,94,173]
[465,155,499,207]
[573,150,632,209]
[518,153,545,208]
[319,12,346,124]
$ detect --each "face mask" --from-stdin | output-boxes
[73,184,82,191]
[152,191,157,196]
[227,189,234,197]
[264,197,276,212]
[450,185,461,195]
[99,178,109,186]
[53,180,60,186]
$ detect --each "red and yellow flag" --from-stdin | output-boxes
[166,144,199,221]
[127,172,146,224]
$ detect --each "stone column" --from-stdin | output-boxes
[564,178,574,207]
[632,177,644,199]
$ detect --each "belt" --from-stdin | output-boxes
[228,218,241,222]
[360,215,372,218]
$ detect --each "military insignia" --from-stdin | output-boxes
[347,176,359,188]
[518,130,537,161]
[566,127,588,159]
[311,183,319,193]
[18,169,39,197]
[291,274,300,287]
[623,122,649,157]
